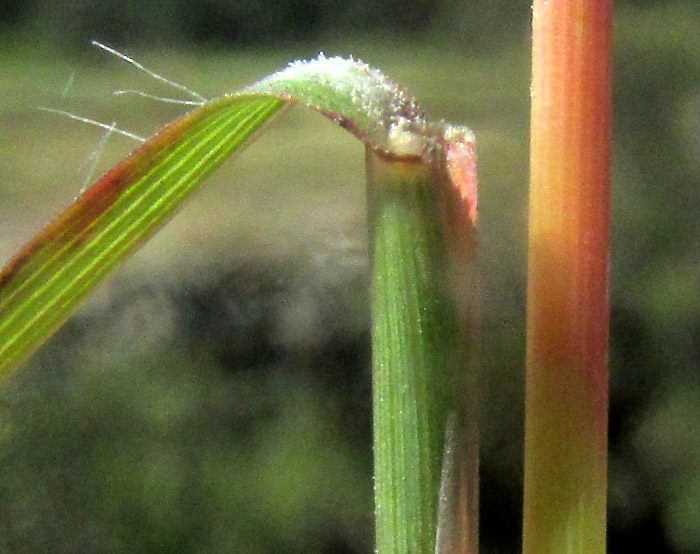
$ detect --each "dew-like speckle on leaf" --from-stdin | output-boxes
[238,54,432,155]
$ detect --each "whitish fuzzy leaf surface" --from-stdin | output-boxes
[242,55,432,156]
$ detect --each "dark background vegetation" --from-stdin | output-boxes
[1,1,700,553]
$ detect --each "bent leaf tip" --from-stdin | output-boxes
[241,53,430,156]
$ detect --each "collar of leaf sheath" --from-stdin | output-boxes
[237,54,435,158]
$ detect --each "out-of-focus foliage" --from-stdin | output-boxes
[5,0,442,48]
[0,0,671,52]
[607,5,700,553]
[0,2,699,554]
[0,253,373,554]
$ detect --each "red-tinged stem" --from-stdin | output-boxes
[524,2,612,554]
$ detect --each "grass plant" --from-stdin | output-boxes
[0,0,614,549]
[0,50,479,554]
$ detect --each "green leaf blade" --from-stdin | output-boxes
[0,95,285,377]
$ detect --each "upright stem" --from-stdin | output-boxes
[524,2,612,554]
[367,144,478,554]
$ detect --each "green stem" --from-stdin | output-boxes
[367,146,474,554]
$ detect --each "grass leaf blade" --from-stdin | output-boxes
[0,95,285,378]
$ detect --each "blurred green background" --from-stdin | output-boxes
[1,1,700,553]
